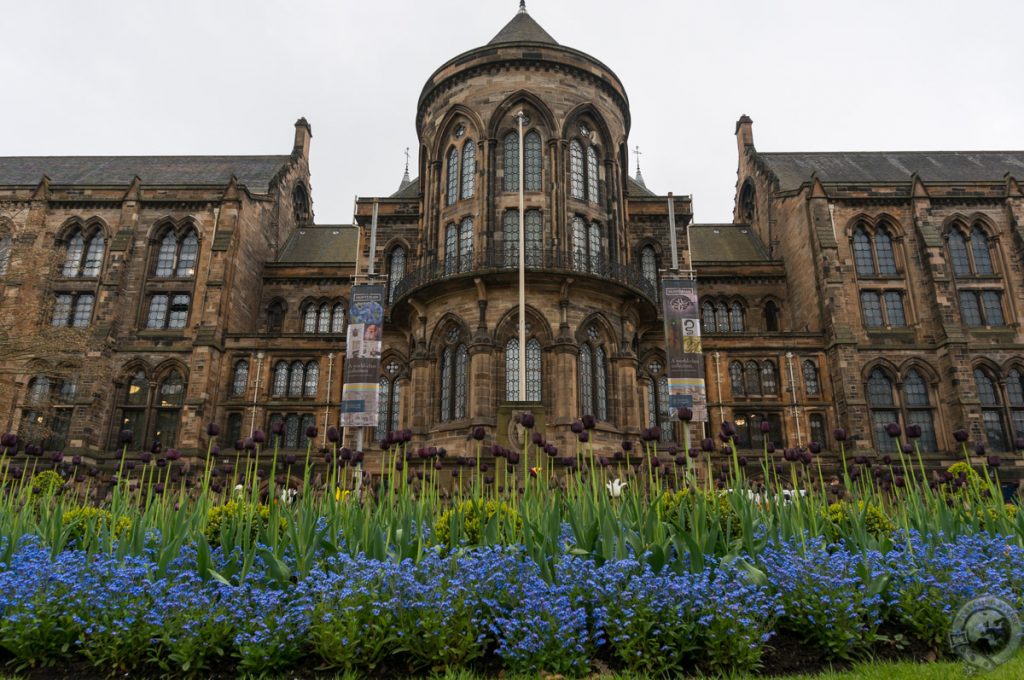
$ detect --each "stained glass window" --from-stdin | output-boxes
[304,361,319,398]
[594,345,607,420]
[288,361,304,397]
[455,344,468,419]
[730,302,744,332]
[702,303,716,334]
[155,232,176,277]
[503,210,518,267]
[803,360,819,395]
[503,132,519,192]
[1008,369,1024,407]
[809,414,827,448]
[301,414,316,443]
[526,338,542,402]
[159,371,184,406]
[460,141,476,200]
[579,344,593,417]
[572,217,587,271]
[446,147,458,205]
[52,294,72,327]
[304,306,317,333]
[231,360,248,397]
[167,295,189,329]
[388,246,405,303]
[459,218,473,272]
[284,414,300,448]
[376,377,390,440]
[586,145,599,203]
[853,228,874,276]
[569,140,584,199]
[62,231,85,277]
[317,303,331,333]
[440,347,452,422]
[445,223,457,275]
[175,231,198,277]
[147,295,169,329]
[506,337,520,400]
[729,361,744,396]
[761,361,778,395]
[82,235,104,277]
[525,210,542,267]
[744,361,761,395]
[716,302,729,333]
[867,369,894,406]
[588,222,601,274]
[273,362,288,397]
[525,131,542,191]
[332,304,345,333]
[641,246,657,288]
[127,371,148,405]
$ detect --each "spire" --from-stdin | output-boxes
[489,3,558,45]
[633,145,646,188]
[397,147,412,193]
[518,0,527,14]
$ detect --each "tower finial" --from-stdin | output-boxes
[398,147,412,192]
[518,0,527,14]
[633,145,646,188]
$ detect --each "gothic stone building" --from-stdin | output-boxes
[1,6,1023,471]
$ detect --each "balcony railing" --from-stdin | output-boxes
[389,245,658,305]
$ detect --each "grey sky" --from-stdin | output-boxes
[2,0,1021,225]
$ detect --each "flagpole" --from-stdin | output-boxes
[517,110,527,401]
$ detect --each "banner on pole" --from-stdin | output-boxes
[661,278,708,422]
[339,284,385,427]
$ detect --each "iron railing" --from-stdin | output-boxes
[390,245,658,304]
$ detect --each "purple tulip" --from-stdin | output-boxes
[379,439,390,450]
[252,429,267,444]
[341,447,352,461]
[766,442,776,453]
[832,428,847,442]
[305,425,318,439]
[808,441,822,454]
[894,475,906,488]
[284,454,297,466]
[906,424,922,439]
[25,444,40,456]
[166,449,181,461]
[701,437,715,452]
[1014,437,1024,451]
[531,431,544,446]
[155,457,167,468]
[800,451,813,465]
[270,420,286,436]
[570,420,584,434]
[688,447,700,459]
[578,431,590,443]
[211,444,221,456]
[1,433,17,448]
[901,442,914,455]
[582,414,597,430]
[975,442,987,456]
[760,421,772,434]
[139,452,152,464]
[953,429,969,443]
[206,423,221,437]
[521,412,536,429]
[678,407,693,422]
[987,455,1002,469]
[472,426,486,441]
[118,429,134,445]
[649,426,662,441]
[885,423,901,438]
[327,426,340,443]
[244,437,256,451]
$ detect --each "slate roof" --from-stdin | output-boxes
[757,151,1024,191]
[689,225,770,263]
[488,10,558,45]
[278,225,359,265]
[0,155,293,193]
[626,175,655,197]
[390,177,420,199]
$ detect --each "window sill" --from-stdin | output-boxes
[966,326,1016,336]
[137,329,187,339]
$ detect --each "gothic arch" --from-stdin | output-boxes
[56,216,109,243]
[427,313,472,355]
[431,105,486,159]
[561,103,614,155]
[492,305,555,345]
[860,359,901,382]
[575,312,617,351]
[153,358,190,383]
[897,358,940,385]
[487,90,557,138]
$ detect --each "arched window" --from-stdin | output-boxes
[646,360,672,442]
[292,184,310,223]
[0,232,11,276]
[715,302,729,333]
[729,302,744,332]
[227,413,243,444]
[304,361,319,398]
[376,359,403,440]
[288,360,304,397]
[902,368,937,452]
[579,326,607,420]
[761,361,779,395]
[231,360,249,397]
[505,337,542,402]
[446,147,458,205]
[852,223,898,277]
[154,370,184,447]
[975,367,1009,451]
[272,361,289,397]
[152,227,199,278]
[506,337,520,400]
[729,361,744,396]
[503,210,543,268]
[439,327,468,422]
[866,368,898,453]
[61,228,105,278]
[970,226,994,275]
[569,140,584,200]
[525,131,542,191]
[317,303,331,334]
[1008,368,1024,441]
[331,304,345,333]
[503,132,519,192]
[51,293,94,328]
[268,300,285,333]
[587,221,602,273]
[445,220,474,274]
[303,305,318,333]
[809,413,827,449]
[959,290,1004,327]
[641,246,657,288]
[744,361,761,396]
[702,303,716,334]
[764,301,780,331]
[460,140,476,200]
[739,181,756,223]
[117,370,150,449]
[586,146,599,203]
[948,229,971,277]
[572,217,587,271]
[802,360,820,396]
[27,375,51,404]
[388,246,406,303]
[459,217,474,272]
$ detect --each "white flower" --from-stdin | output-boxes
[233,484,245,496]
[606,478,627,498]
[280,488,297,505]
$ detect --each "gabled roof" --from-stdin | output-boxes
[390,176,420,199]
[0,155,292,193]
[757,151,1024,191]
[488,9,558,46]
[626,175,655,197]
[278,225,358,265]
[689,224,770,263]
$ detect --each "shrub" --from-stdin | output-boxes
[661,488,742,535]
[824,500,895,540]
[62,506,131,543]
[30,470,64,496]
[434,499,521,548]
[204,501,284,545]
[946,462,981,488]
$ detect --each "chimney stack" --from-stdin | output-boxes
[293,117,312,160]
[735,114,754,152]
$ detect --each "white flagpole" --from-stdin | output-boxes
[517,111,527,401]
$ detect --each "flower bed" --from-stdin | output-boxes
[1,532,1023,677]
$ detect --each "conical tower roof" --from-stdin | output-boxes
[488,2,558,45]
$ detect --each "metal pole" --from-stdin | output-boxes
[249,351,264,436]
[517,110,527,401]
[786,352,803,445]
[667,192,679,271]
[368,199,379,276]
[713,350,724,422]
[322,352,335,448]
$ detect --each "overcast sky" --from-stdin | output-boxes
[2,0,1021,224]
